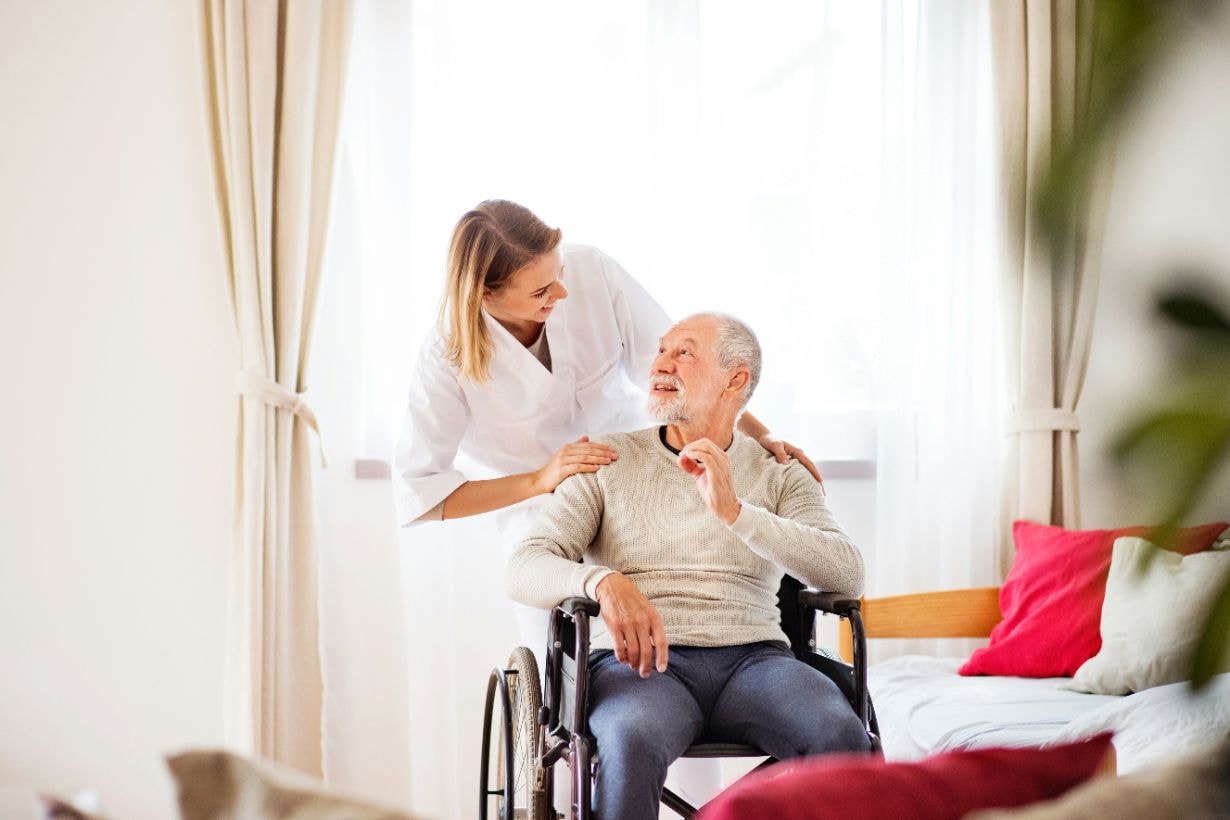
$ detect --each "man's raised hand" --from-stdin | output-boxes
[678,438,742,525]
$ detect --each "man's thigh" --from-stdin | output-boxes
[587,651,704,757]
[708,643,869,758]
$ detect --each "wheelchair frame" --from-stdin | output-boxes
[481,577,878,820]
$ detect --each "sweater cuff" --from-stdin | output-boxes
[582,567,616,602]
[728,501,768,540]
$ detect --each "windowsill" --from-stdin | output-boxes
[355,458,876,481]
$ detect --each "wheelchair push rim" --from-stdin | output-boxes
[480,647,550,820]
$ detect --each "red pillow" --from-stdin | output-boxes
[959,520,1227,677]
[697,734,1114,820]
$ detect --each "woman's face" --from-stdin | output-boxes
[483,247,568,325]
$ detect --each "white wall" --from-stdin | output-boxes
[0,3,232,818]
[1080,5,1230,528]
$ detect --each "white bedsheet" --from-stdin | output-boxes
[868,656,1119,760]
[1050,671,1230,775]
[867,655,1230,772]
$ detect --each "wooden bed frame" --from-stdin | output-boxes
[837,586,1002,662]
[840,586,1118,777]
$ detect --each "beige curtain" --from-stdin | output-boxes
[993,0,1111,575]
[204,0,355,775]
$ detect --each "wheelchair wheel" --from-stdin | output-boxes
[480,647,550,820]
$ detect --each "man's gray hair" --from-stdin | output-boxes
[686,312,762,407]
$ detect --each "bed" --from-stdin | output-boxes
[868,654,1230,774]
[838,585,1230,774]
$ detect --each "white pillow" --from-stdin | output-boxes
[1066,536,1230,695]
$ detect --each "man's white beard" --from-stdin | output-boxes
[650,394,689,423]
[648,375,689,423]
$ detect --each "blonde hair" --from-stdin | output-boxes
[438,200,562,381]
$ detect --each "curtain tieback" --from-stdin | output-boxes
[236,369,329,468]
[1007,409,1081,434]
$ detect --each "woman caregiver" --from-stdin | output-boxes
[394,199,821,806]
[394,199,821,588]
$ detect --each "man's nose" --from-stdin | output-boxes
[652,350,673,373]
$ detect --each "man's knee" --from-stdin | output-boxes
[596,717,676,765]
[799,705,870,755]
[588,672,701,767]
[785,667,871,754]
[721,654,870,756]
[593,694,700,754]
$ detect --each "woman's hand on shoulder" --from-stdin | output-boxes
[757,434,825,490]
[533,436,618,494]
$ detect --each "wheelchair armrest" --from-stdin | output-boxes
[547,597,600,741]
[798,589,861,617]
[557,596,600,618]
[797,588,873,735]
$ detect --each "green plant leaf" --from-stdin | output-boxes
[1033,0,1174,257]
[1112,409,1230,554]
[1158,290,1230,333]
[1032,0,1220,261]
[1191,571,1230,688]
[1112,410,1230,469]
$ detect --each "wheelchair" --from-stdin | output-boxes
[480,576,880,819]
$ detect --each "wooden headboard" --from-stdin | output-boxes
[837,587,1002,662]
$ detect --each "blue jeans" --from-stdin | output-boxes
[587,642,870,820]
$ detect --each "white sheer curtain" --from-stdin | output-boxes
[339,1,1000,814]
[871,0,1003,660]
[357,1,884,464]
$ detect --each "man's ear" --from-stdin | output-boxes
[725,368,750,399]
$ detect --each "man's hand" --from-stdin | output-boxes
[678,438,742,524]
[594,573,669,678]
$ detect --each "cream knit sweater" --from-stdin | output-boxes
[505,427,864,650]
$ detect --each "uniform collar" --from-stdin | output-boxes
[481,309,559,388]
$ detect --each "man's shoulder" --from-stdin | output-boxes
[731,434,821,494]
[591,427,660,453]
[730,431,776,469]
[587,428,668,485]
[550,428,664,504]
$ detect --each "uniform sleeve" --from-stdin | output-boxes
[505,472,614,609]
[393,339,471,527]
[597,250,673,393]
[726,462,865,596]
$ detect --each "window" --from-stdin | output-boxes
[341,1,894,463]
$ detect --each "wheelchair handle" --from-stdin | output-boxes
[798,589,860,616]
[558,596,601,618]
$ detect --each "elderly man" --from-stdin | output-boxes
[506,312,869,819]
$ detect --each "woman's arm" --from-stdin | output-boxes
[737,410,824,485]
[440,473,543,519]
[441,435,617,519]
[736,410,771,442]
